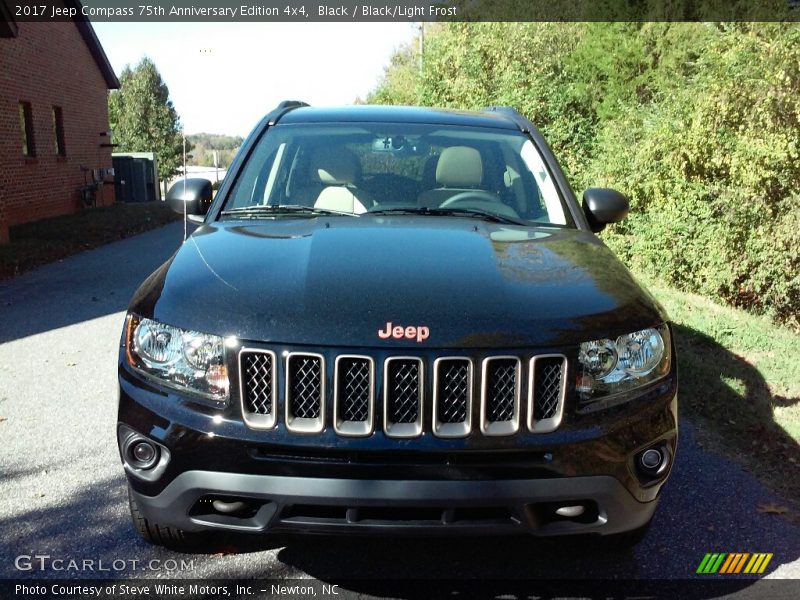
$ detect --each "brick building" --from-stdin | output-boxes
[0,1,119,243]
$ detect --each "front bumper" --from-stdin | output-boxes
[129,470,658,536]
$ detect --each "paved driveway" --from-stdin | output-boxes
[0,222,798,594]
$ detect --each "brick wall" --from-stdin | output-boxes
[0,20,116,243]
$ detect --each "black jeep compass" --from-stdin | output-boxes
[117,103,677,548]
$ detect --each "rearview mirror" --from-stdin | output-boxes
[582,188,629,233]
[166,178,213,220]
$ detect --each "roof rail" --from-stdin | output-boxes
[482,106,529,132]
[276,100,310,110]
[267,100,309,126]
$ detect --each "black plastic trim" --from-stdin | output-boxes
[129,471,657,537]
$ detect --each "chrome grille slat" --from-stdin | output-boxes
[440,362,469,423]
[487,362,516,422]
[528,355,567,433]
[341,359,370,421]
[535,361,562,420]
[290,357,322,418]
[384,357,423,438]
[481,357,521,436]
[285,353,325,433]
[243,353,273,414]
[334,356,374,437]
[433,358,472,438]
[388,361,420,423]
[239,349,277,430]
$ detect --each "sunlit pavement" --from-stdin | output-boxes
[0,221,797,588]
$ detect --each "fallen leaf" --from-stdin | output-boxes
[757,502,789,515]
[212,545,239,557]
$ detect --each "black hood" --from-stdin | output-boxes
[130,217,666,349]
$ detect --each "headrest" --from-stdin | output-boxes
[308,147,360,185]
[436,146,483,188]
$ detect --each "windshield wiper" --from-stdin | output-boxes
[368,206,528,226]
[221,204,357,218]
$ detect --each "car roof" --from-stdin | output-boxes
[276,105,523,131]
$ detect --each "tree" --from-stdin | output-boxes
[108,57,185,182]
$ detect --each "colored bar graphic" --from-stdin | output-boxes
[699,552,773,575]
[744,553,774,574]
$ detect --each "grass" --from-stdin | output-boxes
[0,203,180,280]
[639,274,800,503]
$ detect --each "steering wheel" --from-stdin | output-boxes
[439,190,522,220]
[440,190,501,208]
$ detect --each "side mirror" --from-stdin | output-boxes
[166,178,213,219]
[582,188,629,233]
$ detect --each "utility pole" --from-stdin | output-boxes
[213,150,219,184]
[418,22,425,74]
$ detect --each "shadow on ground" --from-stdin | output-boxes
[673,324,800,503]
[0,222,188,343]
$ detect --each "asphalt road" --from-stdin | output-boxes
[0,221,798,597]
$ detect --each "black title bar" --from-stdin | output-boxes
[5,0,800,22]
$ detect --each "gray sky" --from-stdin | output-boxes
[92,22,417,136]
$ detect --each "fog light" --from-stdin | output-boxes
[636,444,670,480]
[129,440,158,469]
[641,448,662,469]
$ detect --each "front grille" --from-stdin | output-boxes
[239,349,277,429]
[285,353,325,433]
[334,356,374,436]
[529,355,567,433]
[481,357,520,436]
[239,348,566,437]
[384,357,423,437]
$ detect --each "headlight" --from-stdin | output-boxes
[577,324,671,408]
[125,314,229,402]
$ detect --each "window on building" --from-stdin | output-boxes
[52,106,66,156]
[19,101,35,157]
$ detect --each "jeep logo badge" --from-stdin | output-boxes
[378,322,430,343]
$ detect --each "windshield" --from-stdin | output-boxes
[223,122,573,227]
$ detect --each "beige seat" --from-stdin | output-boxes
[417,146,484,208]
[308,147,372,214]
